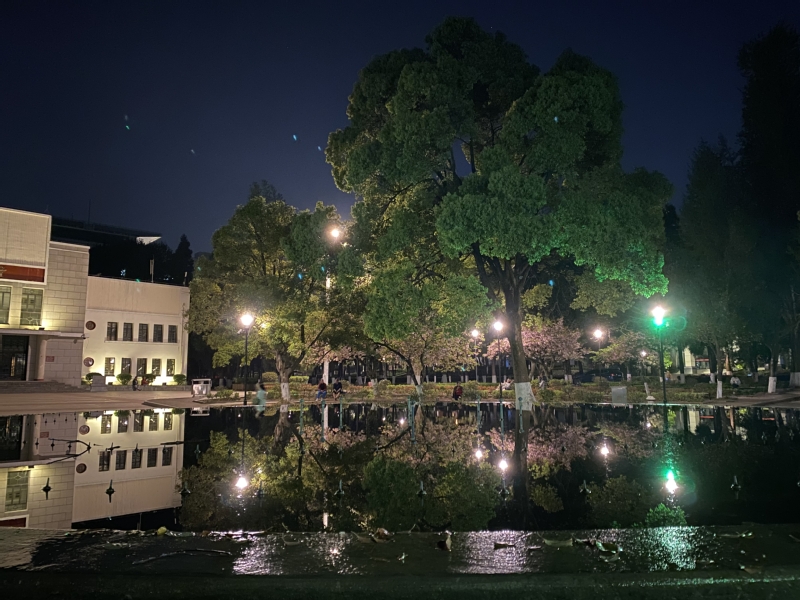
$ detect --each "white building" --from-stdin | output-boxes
[82,278,190,386]
[0,208,88,386]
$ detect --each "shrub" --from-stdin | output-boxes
[171,408,185,415]
[85,372,103,383]
[587,476,650,528]
[374,379,391,398]
[114,410,130,418]
[173,374,187,385]
[289,375,308,384]
[462,380,481,401]
[262,372,279,383]
[214,388,234,399]
[645,503,687,527]
[116,373,132,385]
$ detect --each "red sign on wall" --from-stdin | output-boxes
[0,264,45,282]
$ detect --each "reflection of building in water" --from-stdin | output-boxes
[82,278,189,386]
[0,409,183,529]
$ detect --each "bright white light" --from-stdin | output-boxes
[240,314,254,328]
[646,422,652,429]
[330,228,340,239]
[471,329,480,339]
[475,449,483,459]
[640,350,647,357]
[600,445,610,457]
[493,320,503,332]
[235,476,248,490]
[261,322,269,329]
[593,329,603,340]
[652,305,666,326]
[499,458,508,472]
[665,479,678,494]
[399,418,405,425]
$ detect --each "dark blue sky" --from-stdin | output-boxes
[2,1,798,251]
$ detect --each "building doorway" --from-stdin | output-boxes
[0,336,29,380]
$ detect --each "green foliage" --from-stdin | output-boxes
[587,476,650,528]
[213,388,234,399]
[289,375,308,384]
[362,456,420,531]
[424,462,501,530]
[172,374,187,385]
[262,372,279,383]
[530,483,564,513]
[114,410,129,418]
[645,503,687,527]
[116,373,132,385]
[171,408,185,415]
[85,372,103,383]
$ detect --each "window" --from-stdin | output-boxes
[147,448,158,467]
[167,359,175,376]
[101,414,112,434]
[123,323,133,341]
[5,470,29,511]
[168,325,178,343]
[115,450,127,470]
[117,413,128,433]
[136,358,147,376]
[99,451,111,472]
[164,413,173,431]
[104,357,115,376]
[149,413,159,431]
[106,322,118,341]
[138,324,148,342]
[153,324,163,343]
[162,447,173,467]
[152,359,161,376]
[132,448,142,468]
[121,358,131,375]
[0,286,10,324]
[20,288,43,326]
[133,411,144,432]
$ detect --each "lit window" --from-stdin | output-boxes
[121,358,131,375]
[152,358,162,376]
[133,411,144,432]
[136,358,147,376]
[99,451,111,472]
[149,413,159,432]
[106,322,118,341]
[167,359,175,376]
[0,286,11,324]
[101,414,112,434]
[104,357,115,376]
[117,413,128,433]
[164,413,173,431]
[5,470,29,510]
[20,288,43,326]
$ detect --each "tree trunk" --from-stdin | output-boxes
[504,293,534,518]
[273,353,294,450]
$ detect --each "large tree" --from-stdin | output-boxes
[188,183,349,405]
[327,17,670,507]
[738,25,800,376]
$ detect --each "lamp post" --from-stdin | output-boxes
[240,313,254,406]
[471,329,480,382]
[640,350,648,384]
[593,328,604,352]
[493,320,504,401]
[323,227,341,387]
[652,306,668,432]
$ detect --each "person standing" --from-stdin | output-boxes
[255,383,267,417]
[452,383,463,401]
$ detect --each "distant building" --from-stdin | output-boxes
[50,217,161,247]
[82,278,190,385]
[0,208,88,386]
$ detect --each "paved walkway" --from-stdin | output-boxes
[0,390,196,416]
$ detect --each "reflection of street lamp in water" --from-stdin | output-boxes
[471,329,480,382]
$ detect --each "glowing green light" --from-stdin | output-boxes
[125,125,130,130]
[666,470,675,481]
[652,305,666,327]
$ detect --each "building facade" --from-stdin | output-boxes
[82,278,189,385]
[72,409,184,523]
[0,208,88,386]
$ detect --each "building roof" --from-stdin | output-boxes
[51,217,161,247]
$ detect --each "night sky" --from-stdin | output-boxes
[2,1,798,251]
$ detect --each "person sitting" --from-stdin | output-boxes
[132,376,139,391]
[332,378,346,400]
[730,375,741,389]
[499,378,514,391]
[452,383,463,401]
[316,380,328,400]
[255,383,267,417]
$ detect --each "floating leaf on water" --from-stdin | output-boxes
[494,542,515,550]
[788,533,800,543]
[542,537,573,547]
[156,526,168,536]
[600,553,619,563]
[282,534,302,546]
[526,545,543,551]
[354,533,373,544]
[397,553,407,562]
[595,541,621,554]
[373,528,393,540]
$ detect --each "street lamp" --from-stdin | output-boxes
[651,305,668,432]
[471,329,480,382]
[593,329,603,340]
[493,320,503,332]
[665,470,678,495]
[475,448,483,459]
[240,314,254,406]
[330,227,340,239]
[498,458,508,472]
[235,475,248,490]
